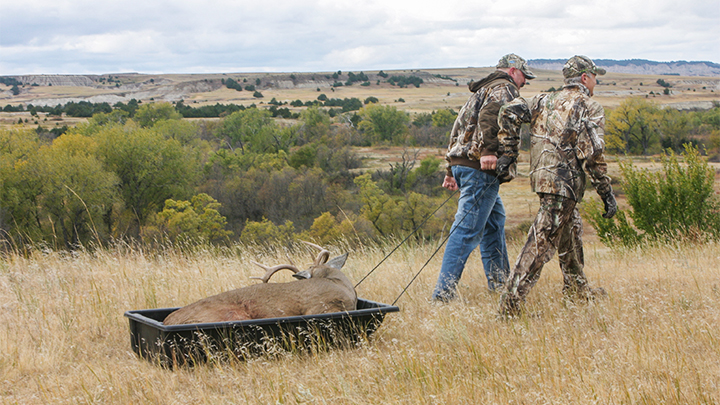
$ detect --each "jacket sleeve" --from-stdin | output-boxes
[497,97,531,159]
[578,100,613,196]
[476,101,502,156]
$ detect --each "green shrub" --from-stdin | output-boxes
[240,218,297,246]
[585,144,720,247]
[155,193,232,244]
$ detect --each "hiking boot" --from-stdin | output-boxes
[586,287,608,300]
[499,294,523,318]
[564,285,608,301]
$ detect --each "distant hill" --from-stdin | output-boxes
[529,59,720,77]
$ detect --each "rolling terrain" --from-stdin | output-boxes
[1,62,719,130]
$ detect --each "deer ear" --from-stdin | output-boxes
[325,253,348,269]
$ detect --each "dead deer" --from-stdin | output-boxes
[163,242,357,325]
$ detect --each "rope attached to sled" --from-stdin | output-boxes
[354,175,501,305]
[354,188,459,288]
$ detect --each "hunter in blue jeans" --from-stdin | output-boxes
[432,166,509,300]
[433,53,535,301]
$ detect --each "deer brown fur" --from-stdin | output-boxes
[163,243,357,325]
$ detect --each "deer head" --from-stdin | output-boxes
[251,241,332,283]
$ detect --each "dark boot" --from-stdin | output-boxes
[564,285,607,301]
[499,293,523,317]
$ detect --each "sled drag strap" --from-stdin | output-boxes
[391,175,500,305]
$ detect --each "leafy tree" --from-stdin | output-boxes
[224,78,243,91]
[346,72,369,85]
[152,119,201,146]
[288,144,317,169]
[64,101,112,117]
[93,125,196,231]
[432,109,457,127]
[299,106,330,143]
[215,108,280,154]
[353,172,451,241]
[240,217,296,247]
[605,98,661,155]
[406,156,444,195]
[354,173,397,238]
[155,193,232,244]
[357,104,409,143]
[313,144,361,174]
[113,99,140,116]
[0,77,22,86]
[0,128,44,243]
[1,131,119,248]
[88,110,131,127]
[412,113,433,127]
[259,167,330,230]
[364,96,379,105]
[322,97,363,112]
[657,108,695,152]
[301,211,341,244]
[36,133,120,248]
[134,102,182,128]
[657,78,672,88]
[401,191,452,240]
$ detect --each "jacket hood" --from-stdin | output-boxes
[468,70,515,93]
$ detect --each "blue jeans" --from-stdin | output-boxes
[432,166,509,300]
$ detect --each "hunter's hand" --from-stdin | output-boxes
[480,155,497,171]
[442,175,458,191]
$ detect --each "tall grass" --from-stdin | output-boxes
[1,239,718,404]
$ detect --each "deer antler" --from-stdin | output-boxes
[250,262,301,283]
[302,241,330,265]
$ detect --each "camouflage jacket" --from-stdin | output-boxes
[528,83,612,202]
[445,71,525,181]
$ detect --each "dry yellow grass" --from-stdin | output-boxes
[1,234,718,404]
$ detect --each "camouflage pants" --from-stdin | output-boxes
[501,193,590,310]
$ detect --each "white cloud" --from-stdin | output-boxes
[0,0,718,75]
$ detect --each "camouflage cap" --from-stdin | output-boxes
[562,55,607,78]
[496,53,536,79]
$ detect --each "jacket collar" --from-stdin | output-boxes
[561,82,591,96]
[468,70,516,93]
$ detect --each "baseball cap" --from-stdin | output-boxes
[496,54,536,79]
[563,55,607,78]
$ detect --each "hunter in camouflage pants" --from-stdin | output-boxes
[500,193,600,314]
[500,55,617,315]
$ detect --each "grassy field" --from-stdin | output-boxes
[2,156,720,404]
[1,236,718,404]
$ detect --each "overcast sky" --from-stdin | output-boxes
[1,0,719,76]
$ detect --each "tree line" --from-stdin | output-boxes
[3,95,718,251]
[6,94,376,121]
[1,102,458,251]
